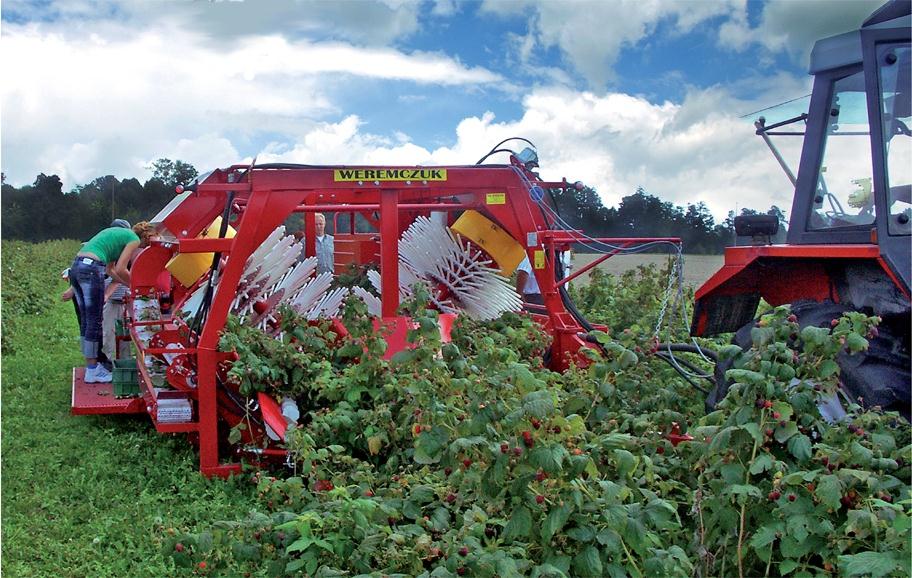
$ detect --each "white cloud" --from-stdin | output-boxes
[717,0,882,62]
[482,0,740,88]
[255,84,806,223]
[431,0,459,17]
[3,0,424,46]
[1,21,502,189]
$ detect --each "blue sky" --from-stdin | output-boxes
[1,0,884,221]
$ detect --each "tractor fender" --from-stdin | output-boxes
[691,245,907,336]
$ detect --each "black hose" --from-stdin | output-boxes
[655,353,709,393]
[657,343,718,363]
[475,137,536,165]
[190,191,235,340]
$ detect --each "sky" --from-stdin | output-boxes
[0,0,886,223]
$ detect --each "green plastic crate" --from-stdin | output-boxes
[113,358,140,396]
[115,318,129,337]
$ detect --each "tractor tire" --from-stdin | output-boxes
[707,300,911,418]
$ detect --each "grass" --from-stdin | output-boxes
[1,249,258,577]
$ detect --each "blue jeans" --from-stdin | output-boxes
[71,257,106,359]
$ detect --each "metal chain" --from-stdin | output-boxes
[653,249,683,342]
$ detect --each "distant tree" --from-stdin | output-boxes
[150,159,199,188]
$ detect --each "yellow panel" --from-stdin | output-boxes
[450,210,525,276]
[166,217,236,288]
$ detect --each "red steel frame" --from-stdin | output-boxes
[89,160,680,476]
[691,243,909,336]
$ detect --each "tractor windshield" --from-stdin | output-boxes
[809,70,876,230]
[879,42,912,235]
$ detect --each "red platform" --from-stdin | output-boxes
[71,367,146,415]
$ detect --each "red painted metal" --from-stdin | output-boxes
[380,189,401,318]
[558,242,632,287]
[71,368,146,415]
[258,392,287,442]
[695,244,880,300]
[666,422,695,447]
[73,161,682,476]
[690,243,909,336]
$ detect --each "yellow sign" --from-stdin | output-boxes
[533,249,545,269]
[486,192,506,205]
[333,168,447,182]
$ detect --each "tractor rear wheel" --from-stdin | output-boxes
[708,300,911,418]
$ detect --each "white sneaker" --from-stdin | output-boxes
[85,365,113,383]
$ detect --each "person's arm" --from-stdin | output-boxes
[104,281,119,302]
[61,286,74,302]
[111,241,140,286]
[516,270,529,294]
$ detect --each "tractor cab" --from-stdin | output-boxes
[693,1,911,415]
[793,1,910,278]
[755,0,910,284]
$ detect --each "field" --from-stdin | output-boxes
[1,241,258,577]
[570,253,723,288]
[2,240,910,578]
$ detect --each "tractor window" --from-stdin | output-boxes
[878,43,912,235]
[809,71,876,230]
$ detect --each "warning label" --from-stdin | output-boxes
[486,192,506,205]
[333,168,447,182]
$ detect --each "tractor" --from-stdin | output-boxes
[691,0,911,416]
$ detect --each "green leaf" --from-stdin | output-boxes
[749,524,779,551]
[503,506,532,542]
[231,542,260,562]
[838,551,902,578]
[850,441,874,467]
[496,556,523,578]
[523,390,556,417]
[800,325,829,346]
[727,484,762,501]
[844,332,868,353]
[613,449,638,478]
[778,559,800,575]
[726,369,767,385]
[541,504,573,543]
[618,349,638,369]
[775,421,799,443]
[530,444,569,474]
[742,423,764,444]
[430,507,450,532]
[413,426,449,465]
[572,545,603,577]
[751,325,776,347]
[787,434,812,462]
[530,563,569,578]
[196,532,213,553]
[818,359,840,378]
[596,529,622,554]
[815,475,843,509]
[566,525,595,543]
[779,534,813,559]
[750,454,774,475]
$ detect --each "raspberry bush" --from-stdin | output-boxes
[161,266,910,577]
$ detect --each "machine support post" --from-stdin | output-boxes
[380,189,400,317]
[755,118,797,187]
[197,346,220,473]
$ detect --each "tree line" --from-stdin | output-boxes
[1,159,198,242]
[1,160,785,253]
[549,185,787,254]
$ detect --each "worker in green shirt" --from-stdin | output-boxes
[70,221,156,383]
